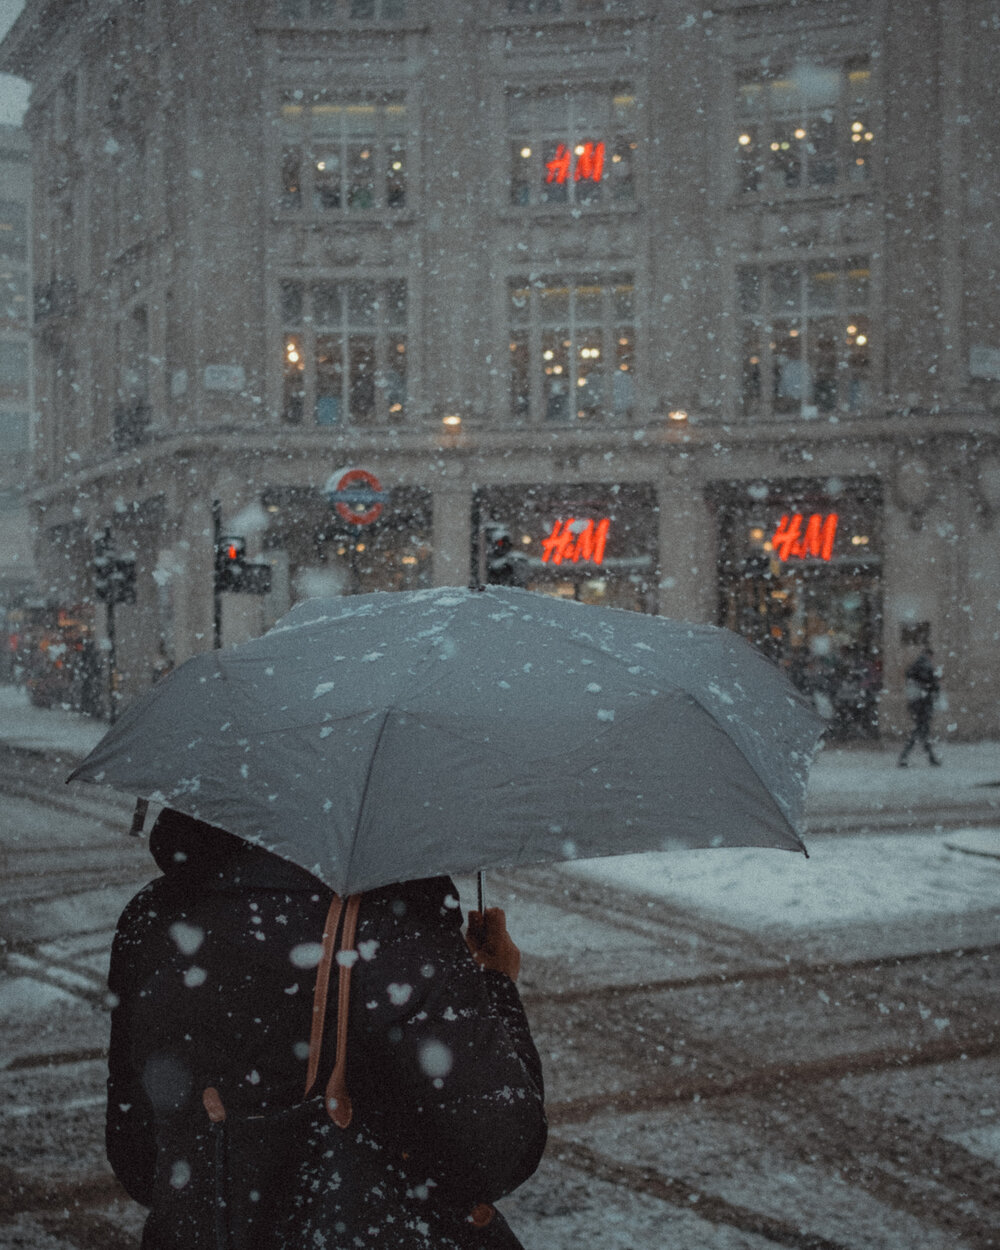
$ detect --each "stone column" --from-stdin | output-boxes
[657,469,714,623]
[432,485,471,588]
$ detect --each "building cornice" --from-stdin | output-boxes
[27,409,997,510]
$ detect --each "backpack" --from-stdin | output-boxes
[140,894,520,1249]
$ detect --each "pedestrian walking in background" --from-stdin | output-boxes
[898,646,942,766]
[106,808,546,1249]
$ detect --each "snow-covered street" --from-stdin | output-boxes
[1,686,998,1248]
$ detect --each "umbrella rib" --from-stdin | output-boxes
[342,708,393,891]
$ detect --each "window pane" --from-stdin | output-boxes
[510,331,530,418]
[770,266,801,312]
[283,335,305,424]
[349,335,376,422]
[281,281,304,323]
[576,329,603,418]
[314,151,341,210]
[386,142,405,208]
[807,267,838,314]
[385,335,406,417]
[347,281,378,326]
[315,337,343,425]
[771,323,804,413]
[539,284,569,324]
[385,280,407,326]
[806,114,837,186]
[847,314,871,411]
[347,143,376,209]
[808,317,839,411]
[281,148,302,209]
[312,283,343,326]
[613,328,635,416]
[741,326,763,416]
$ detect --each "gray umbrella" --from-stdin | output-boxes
[69,586,823,894]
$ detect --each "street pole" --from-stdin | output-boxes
[212,499,222,650]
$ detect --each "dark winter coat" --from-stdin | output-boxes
[905,651,940,706]
[107,810,546,1248]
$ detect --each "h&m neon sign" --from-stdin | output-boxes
[546,142,606,185]
[770,512,839,562]
[541,517,611,565]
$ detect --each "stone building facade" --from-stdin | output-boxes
[2,0,998,736]
[0,122,35,678]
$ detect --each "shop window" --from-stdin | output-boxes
[278,94,407,214]
[507,88,637,209]
[735,59,873,196]
[281,278,407,426]
[508,274,635,424]
[475,482,657,613]
[738,258,871,420]
[714,479,883,740]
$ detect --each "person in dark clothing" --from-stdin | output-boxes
[107,808,546,1248]
[898,647,941,766]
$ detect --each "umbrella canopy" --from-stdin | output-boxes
[69,586,824,894]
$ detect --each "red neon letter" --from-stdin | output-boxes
[571,517,611,565]
[802,512,838,561]
[541,518,576,564]
[545,144,572,184]
[574,141,606,183]
[770,513,803,561]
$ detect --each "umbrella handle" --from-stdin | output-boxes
[477,870,486,914]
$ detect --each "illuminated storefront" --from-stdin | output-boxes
[473,483,658,613]
[712,478,883,739]
[261,484,433,599]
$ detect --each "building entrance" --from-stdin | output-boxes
[714,478,883,740]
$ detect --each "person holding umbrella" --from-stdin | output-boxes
[74,586,824,1245]
[106,807,546,1248]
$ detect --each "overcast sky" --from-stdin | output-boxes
[0,0,27,127]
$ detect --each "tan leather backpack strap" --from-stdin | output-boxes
[304,892,345,1098]
[324,893,361,1128]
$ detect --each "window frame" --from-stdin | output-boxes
[280,277,409,428]
[734,58,875,200]
[737,256,874,421]
[505,85,638,213]
[507,272,636,426]
[276,92,409,218]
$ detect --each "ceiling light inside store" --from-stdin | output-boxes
[668,409,688,423]
[442,413,462,428]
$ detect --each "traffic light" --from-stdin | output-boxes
[93,533,137,605]
[215,536,247,593]
[214,536,272,596]
[485,525,525,587]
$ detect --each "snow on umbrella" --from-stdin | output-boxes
[68,586,824,894]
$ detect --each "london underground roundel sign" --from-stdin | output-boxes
[327,468,386,526]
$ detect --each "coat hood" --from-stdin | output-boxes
[148,807,321,892]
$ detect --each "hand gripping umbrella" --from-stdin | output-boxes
[68,586,824,895]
